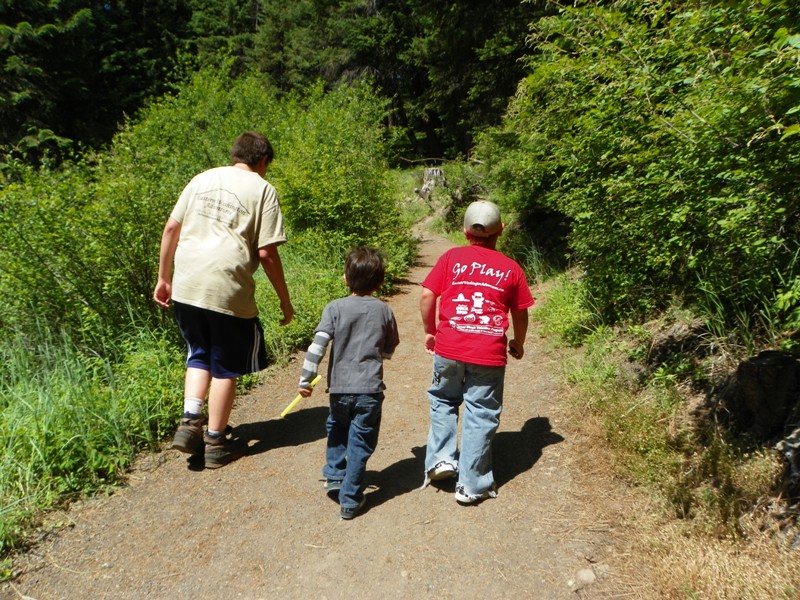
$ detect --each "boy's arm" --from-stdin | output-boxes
[298,331,331,397]
[153,217,181,308]
[420,287,438,356]
[383,313,400,359]
[508,308,529,360]
[259,243,294,325]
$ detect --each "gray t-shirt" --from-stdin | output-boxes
[299,295,399,394]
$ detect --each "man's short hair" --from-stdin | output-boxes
[345,247,385,294]
[230,131,274,168]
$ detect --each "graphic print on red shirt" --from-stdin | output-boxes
[422,245,535,367]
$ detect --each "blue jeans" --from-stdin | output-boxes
[323,393,384,510]
[425,354,505,496]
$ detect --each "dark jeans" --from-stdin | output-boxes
[323,393,384,510]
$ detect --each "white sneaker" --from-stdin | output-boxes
[454,483,497,504]
[428,460,457,481]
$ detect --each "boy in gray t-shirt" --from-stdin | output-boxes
[297,247,400,519]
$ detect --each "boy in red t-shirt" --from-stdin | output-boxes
[419,200,535,503]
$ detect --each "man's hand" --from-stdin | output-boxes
[423,333,436,355]
[153,280,171,309]
[297,387,312,398]
[279,301,294,326]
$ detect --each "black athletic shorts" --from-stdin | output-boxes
[173,301,267,379]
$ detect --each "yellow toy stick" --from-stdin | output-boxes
[280,375,322,418]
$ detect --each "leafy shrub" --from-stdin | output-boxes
[0,66,417,553]
[477,0,800,339]
[0,66,414,351]
[268,81,412,256]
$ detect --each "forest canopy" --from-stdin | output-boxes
[478,0,800,340]
[0,0,549,163]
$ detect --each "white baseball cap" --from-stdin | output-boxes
[463,200,502,237]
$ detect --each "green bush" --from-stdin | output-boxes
[0,67,414,350]
[268,81,414,263]
[0,66,417,554]
[477,1,800,339]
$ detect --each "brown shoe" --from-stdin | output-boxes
[171,413,207,455]
[204,429,244,469]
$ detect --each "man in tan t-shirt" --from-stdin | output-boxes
[154,131,293,468]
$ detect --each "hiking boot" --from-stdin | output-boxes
[171,413,207,455]
[340,497,366,520]
[204,429,244,469]
[454,483,497,505]
[428,460,457,481]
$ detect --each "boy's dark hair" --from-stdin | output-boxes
[230,131,274,168]
[345,246,385,294]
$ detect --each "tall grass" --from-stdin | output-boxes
[0,324,182,553]
[535,272,798,597]
[695,262,800,357]
[534,272,599,347]
[541,275,788,531]
[0,200,414,557]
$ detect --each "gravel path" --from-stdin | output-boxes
[3,227,649,600]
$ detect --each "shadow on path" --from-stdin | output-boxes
[362,417,564,507]
[363,446,426,509]
[494,417,564,488]
[238,406,329,456]
[177,408,329,470]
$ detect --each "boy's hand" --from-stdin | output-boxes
[423,333,436,355]
[298,387,313,398]
[508,339,524,360]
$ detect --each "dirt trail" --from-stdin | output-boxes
[3,227,647,599]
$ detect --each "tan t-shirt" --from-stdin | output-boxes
[170,165,286,318]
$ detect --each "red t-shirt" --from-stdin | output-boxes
[421,245,535,366]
